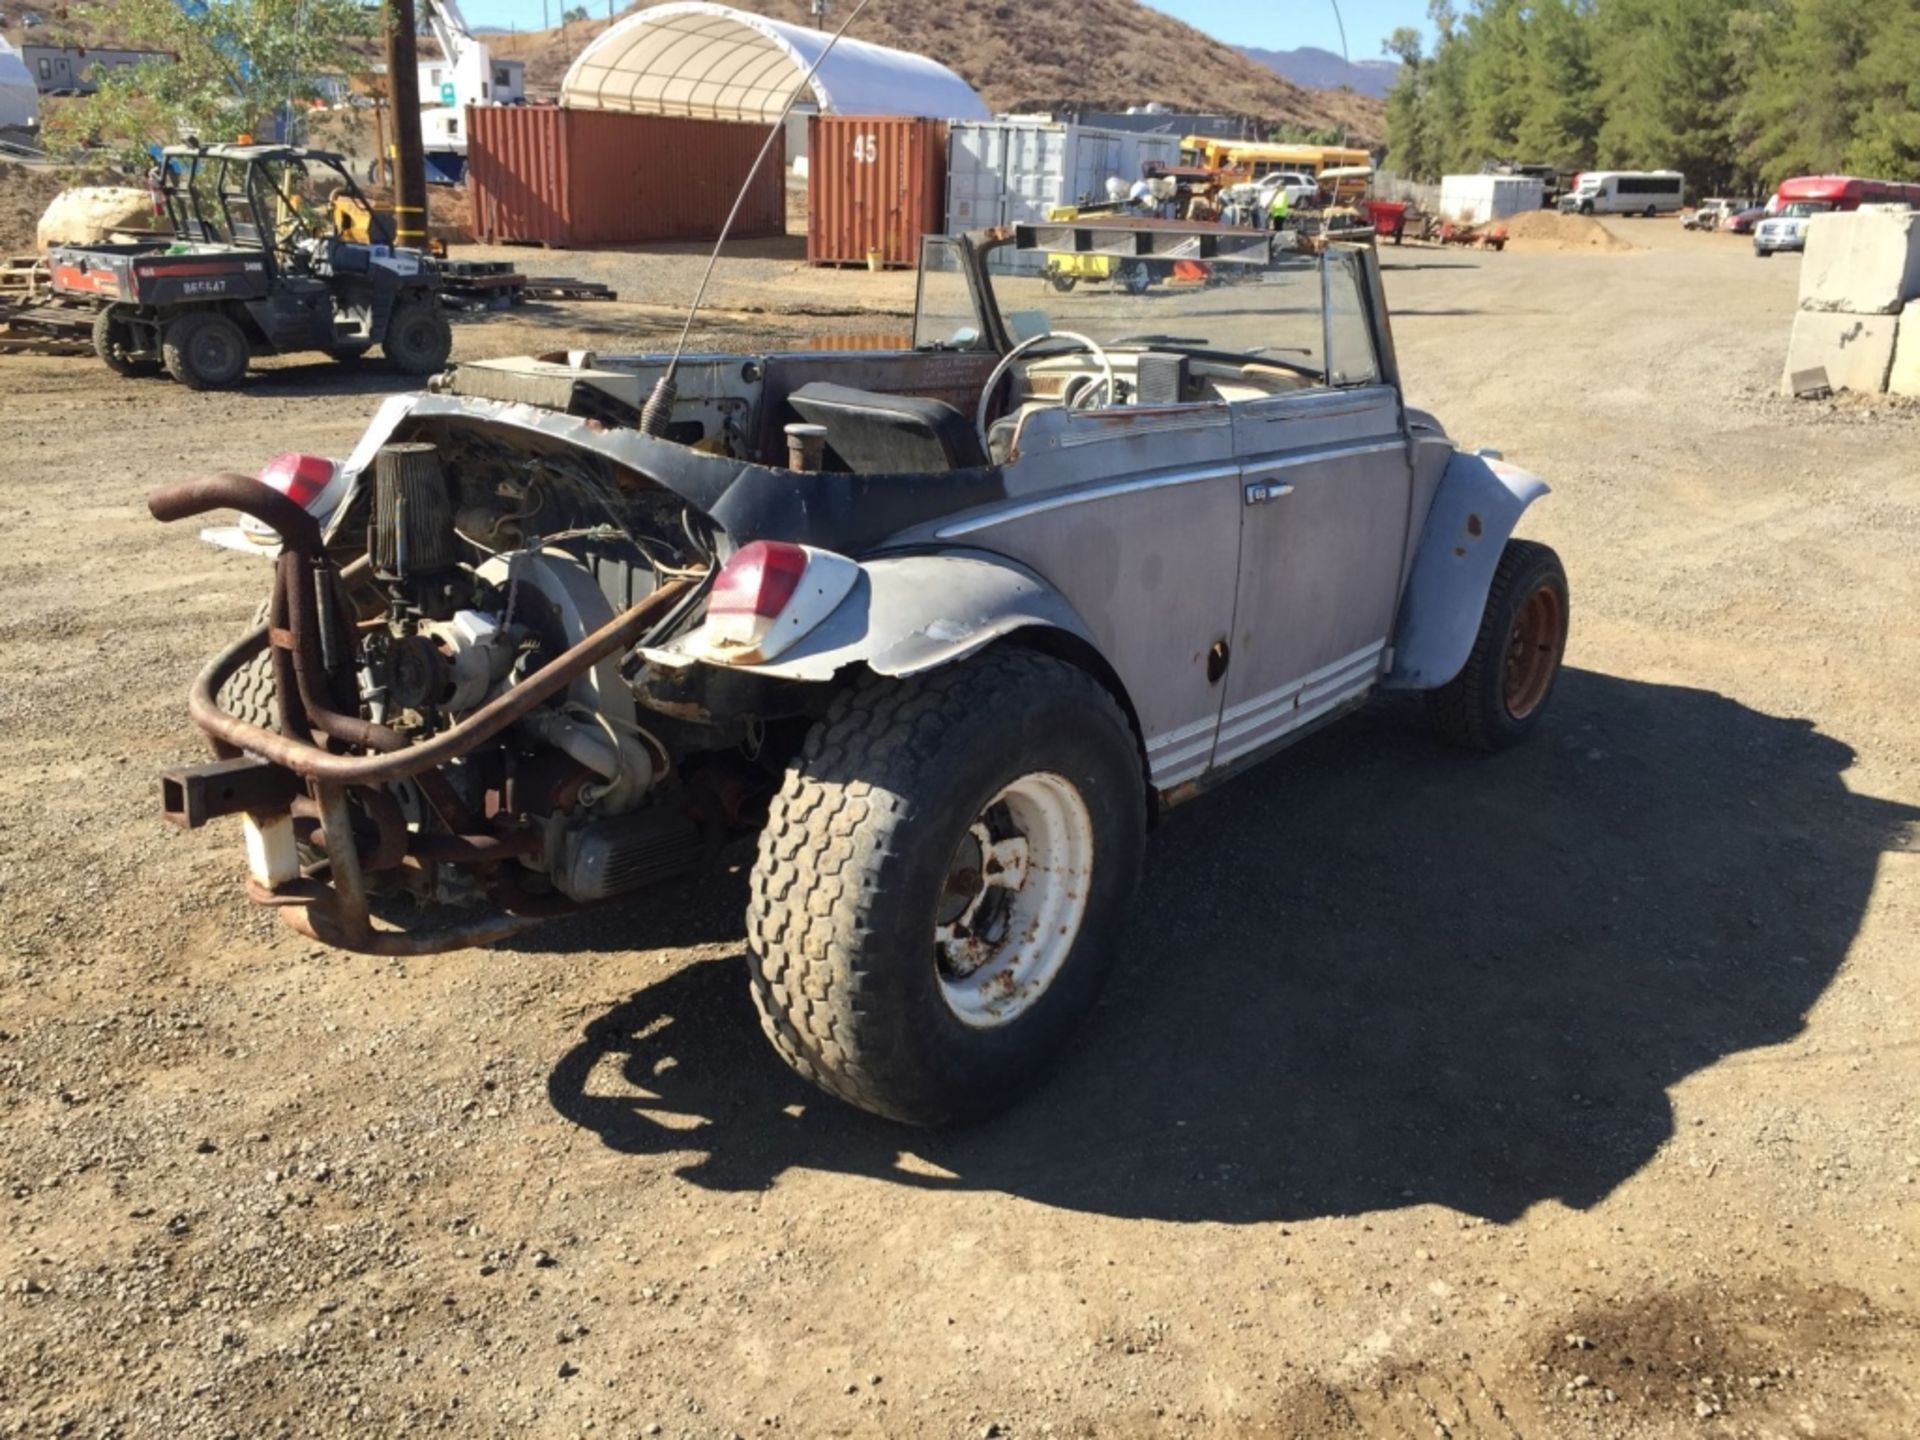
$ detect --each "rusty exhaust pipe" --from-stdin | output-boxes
[149,473,324,557]
[186,578,693,785]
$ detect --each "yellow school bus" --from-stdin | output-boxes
[1179,137,1239,170]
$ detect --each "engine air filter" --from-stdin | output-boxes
[371,443,459,579]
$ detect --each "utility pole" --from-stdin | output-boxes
[385,0,428,250]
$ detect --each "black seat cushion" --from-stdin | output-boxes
[788,382,989,475]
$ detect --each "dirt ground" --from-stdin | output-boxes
[1,220,1917,1439]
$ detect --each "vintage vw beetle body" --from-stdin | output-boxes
[155,223,1567,1124]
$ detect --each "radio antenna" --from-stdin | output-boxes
[639,0,876,436]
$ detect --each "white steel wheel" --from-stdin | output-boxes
[934,773,1094,1029]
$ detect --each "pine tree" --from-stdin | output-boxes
[1513,0,1600,168]
[1381,27,1437,181]
[1744,0,1887,181]
[1844,0,1920,177]
[1461,0,1532,163]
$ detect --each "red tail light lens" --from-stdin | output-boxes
[258,453,338,510]
[710,541,809,620]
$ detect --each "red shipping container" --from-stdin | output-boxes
[807,115,948,269]
[466,106,787,248]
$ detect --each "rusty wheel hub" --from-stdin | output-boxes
[1503,583,1564,721]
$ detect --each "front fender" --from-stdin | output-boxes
[1385,451,1549,691]
[663,549,1103,684]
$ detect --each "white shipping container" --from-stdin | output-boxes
[947,119,1180,271]
[1438,174,1545,225]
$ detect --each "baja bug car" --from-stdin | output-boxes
[151,219,1570,1126]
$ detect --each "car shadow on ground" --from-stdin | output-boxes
[545,669,1917,1223]
[239,363,425,399]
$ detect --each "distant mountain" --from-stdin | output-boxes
[1240,45,1400,101]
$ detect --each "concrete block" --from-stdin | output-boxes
[1889,308,1920,399]
[1799,208,1920,315]
[1780,309,1898,396]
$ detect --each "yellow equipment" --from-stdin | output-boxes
[1041,203,1117,291]
[329,190,448,257]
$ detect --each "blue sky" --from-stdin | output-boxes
[457,0,1430,58]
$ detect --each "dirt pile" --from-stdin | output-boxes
[357,182,476,246]
[0,163,70,254]
[1502,209,1639,253]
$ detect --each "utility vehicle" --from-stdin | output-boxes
[50,144,451,389]
[150,219,1570,1125]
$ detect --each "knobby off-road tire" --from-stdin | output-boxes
[1427,538,1570,753]
[746,650,1148,1126]
[218,599,279,732]
[93,307,159,378]
[162,310,249,390]
[382,299,453,375]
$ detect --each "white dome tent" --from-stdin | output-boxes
[560,2,990,124]
[0,37,39,130]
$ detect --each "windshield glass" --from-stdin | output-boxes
[916,236,1364,384]
[914,244,988,351]
[1783,201,1834,217]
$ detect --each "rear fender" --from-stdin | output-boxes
[1385,451,1549,691]
[647,549,1105,685]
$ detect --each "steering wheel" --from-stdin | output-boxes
[975,330,1117,452]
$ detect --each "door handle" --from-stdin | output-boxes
[1245,480,1296,506]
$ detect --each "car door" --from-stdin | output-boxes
[1212,248,1414,772]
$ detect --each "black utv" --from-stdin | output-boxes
[49,144,452,390]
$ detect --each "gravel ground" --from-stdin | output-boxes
[0,220,1916,1439]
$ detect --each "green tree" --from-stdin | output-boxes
[1513,0,1600,168]
[48,0,374,164]
[1380,27,1437,181]
[1847,0,1920,176]
[1375,0,1920,195]
[1268,123,1348,147]
[562,6,591,22]
[1459,0,1530,163]
[1419,0,1476,175]
[1743,0,1889,181]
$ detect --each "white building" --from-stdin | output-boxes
[561,3,989,123]
[418,56,525,108]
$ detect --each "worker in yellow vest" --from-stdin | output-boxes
[1268,186,1292,232]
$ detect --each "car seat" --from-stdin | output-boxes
[788,383,990,474]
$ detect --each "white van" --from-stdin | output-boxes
[1559,170,1686,217]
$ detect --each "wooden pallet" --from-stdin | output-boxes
[520,277,618,302]
[1,258,98,354]
[0,255,52,301]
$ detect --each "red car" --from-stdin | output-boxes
[1725,206,1768,234]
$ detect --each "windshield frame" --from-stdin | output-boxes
[913,235,1006,354]
[914,229,1398,394]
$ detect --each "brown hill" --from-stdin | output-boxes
[3,0,1381,145]
[492,1,1383,146]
